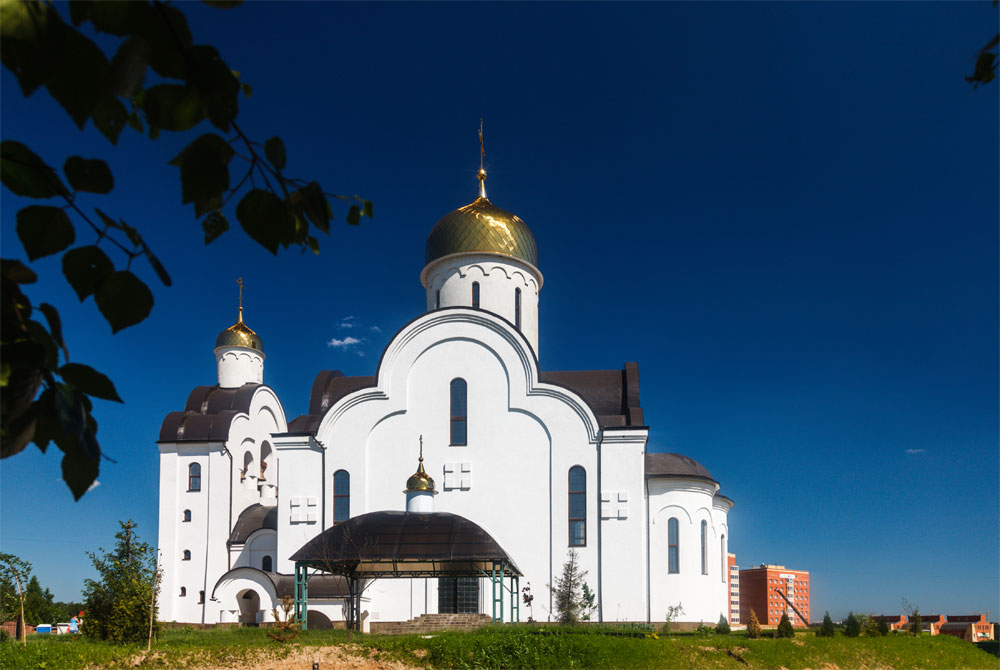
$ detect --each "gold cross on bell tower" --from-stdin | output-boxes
[478,118,487,199]
[236,277,245,323]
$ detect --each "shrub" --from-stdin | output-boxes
[267,596,300,643]
[877,619,890,636]
[746,609,762,639]
[662,603,684,635]
[909,609,922,636]
[844,611,861,638]
[817,611,835,637]
[776,613,795,638]
[694,622,713,635]
[715,614,731,635]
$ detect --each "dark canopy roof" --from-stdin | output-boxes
[290,511,520,578]
[159,383,261,443]
[229,504,277,544]
[645,453,717,483]
[211,567,349,599]
[288,363,644,434]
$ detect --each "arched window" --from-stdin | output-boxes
[262,555,273,572]
[450,378,467,445]
[198,590,205,604]
[471,282,480,309]
[260,442,272,480]
[180,587,186,597]
[721,534,726,582]
[568,466,586,546]
[242,451,253,481]
[188,463,201,491]
[182,509,191,522]
[701,520,708,575]
[182,549,191,561]
[668,518,679,573]
[333,470,350,524]
[514,288,521,330]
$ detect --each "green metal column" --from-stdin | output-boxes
[294,563,309,628]
[491,563,497,622]
[499,561,504,623]
[511,575,520,623]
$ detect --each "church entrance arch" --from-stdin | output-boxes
[238,589,260,625]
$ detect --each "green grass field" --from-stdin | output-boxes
[1,626,997,669]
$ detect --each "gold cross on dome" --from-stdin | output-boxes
[478,119,487,198]
[419,435,424,463]
[236,277,245,322]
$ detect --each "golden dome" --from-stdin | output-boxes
[215,307,264,353]
[405,437,437,493]
[425,196,538,269]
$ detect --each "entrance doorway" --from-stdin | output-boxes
[438,577,479,613]
[238,589,260,625]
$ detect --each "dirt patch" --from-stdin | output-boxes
[180,645,416,670]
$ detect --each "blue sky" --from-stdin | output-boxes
[2,2,997,620]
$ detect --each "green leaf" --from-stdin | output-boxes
[16,206,75,260]
[293,181,329,233]
[363,200,374,219]
[107,35,149,98]
[141,4,191,79]
[61,440,100,500]
[25,319,58,371]
[91,93,128,145]
[142,84,204,132]
[194,194,221,218]
[94,271,153,333]
[64,157,113,194]
[62,246,113,301]
[38,303,67,360]
[202,211,229,244]
[241,82,252,98]
[126,111,143,133]
[1,141,69,198]
[184,45,239,132]
[236,189,293,254]
[346,204,361,226]
[141,244,172,287]
[169,133,234,205]
[2,259,38,284]
[1,0,55,96]
[306,236,320,255]
[59,363,122,403]
[43,15,109,129]
[265,137,286,171]
[202,0,243,7]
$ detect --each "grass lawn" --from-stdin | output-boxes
[1,626,998,669]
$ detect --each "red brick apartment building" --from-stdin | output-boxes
[739,564,810,627]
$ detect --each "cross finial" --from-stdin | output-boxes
[419,435,424,463]
[236,277,244,323]
[478,118,487,199]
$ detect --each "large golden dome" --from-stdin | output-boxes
[215,308,263,353]
[425,196,538,268]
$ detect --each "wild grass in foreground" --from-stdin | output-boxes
[2,625,998,670]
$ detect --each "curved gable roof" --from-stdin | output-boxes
[645,452,716,483]
[229,503,278,544]
[159,383,264,443]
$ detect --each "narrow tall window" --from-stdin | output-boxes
[471,282,480,309]
[198,590,205,604]
[180,587,186,597]
[721,535,726,582]
[568,466,586,546]
[514,288,521,330]
[182,509,191,522]
[188,463,201,491]
[450,378,467,445]
[701,520,708,575]
[262,556,273,572]
[183,550,191,561]
[435,289,441,309]
[668,518,679,573]
[333,470,350,524]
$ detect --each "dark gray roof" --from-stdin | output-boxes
[290,511,520,577]
[645,453,716,483]
[212,568,349,599]
[159,383,261,442]
[714,493,734,506]
[288,363,644,436]
[229,504,277,544]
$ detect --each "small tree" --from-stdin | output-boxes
[521,582,535,623]
[268,596,301,643]
[746,609,762,639]
[663,603,684,635]
[0,553,31,645]
[877,619,890,636]
[777,613,795,638]
[818,611,835,637]
[550,550,592,624]
[82,520,161,644]
[844,611,861,637]
[715,613,731,635]
[909,609,922,636]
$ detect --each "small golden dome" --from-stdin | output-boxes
[405,436,437,493]
[215,307,264,353]
[425,196,538,269]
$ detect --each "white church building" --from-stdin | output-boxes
[156,169,734,627]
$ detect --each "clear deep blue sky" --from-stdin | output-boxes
[2,2,997,620]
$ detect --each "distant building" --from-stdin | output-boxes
[940,614,994,642]
[728,554,740,624]
[872,614,908,632]
[738,564,810,627]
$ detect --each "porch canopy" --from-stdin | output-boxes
[289,510,521,629]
